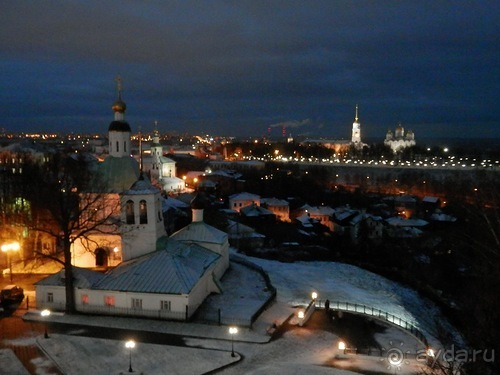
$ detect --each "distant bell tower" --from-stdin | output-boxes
[352,104,361,143]
[109,76,132,158]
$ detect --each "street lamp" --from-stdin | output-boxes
[228,326,238,357]
[1,242,20,283]
[125,340,136,372]
[311,291,318,301]
[41,309,51,338]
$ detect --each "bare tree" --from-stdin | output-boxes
[21,152,120,313]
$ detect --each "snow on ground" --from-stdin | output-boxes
[240,253,464,348]
[15,248,465,374]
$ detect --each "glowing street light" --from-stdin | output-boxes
[228,326,238,357]
[338,340,347,355]
[311,291,318,300]
[125,340,136,372]
[41,309,51,338]
[1,242,20,283]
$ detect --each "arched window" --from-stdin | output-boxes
[95,248,108,267]
[140,200,148,224]
[126,200,135,224]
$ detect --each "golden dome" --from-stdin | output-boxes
[112,99,127,113]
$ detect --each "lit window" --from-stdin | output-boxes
[81,294,89,305]
[104,296,115,307]
[139,200,147,224]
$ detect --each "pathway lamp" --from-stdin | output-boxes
[41,309,51,338]
[228,326,238,357]
[338,340,346,354]
[1,242,20,283]
[125,339,136,372]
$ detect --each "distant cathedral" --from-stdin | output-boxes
[384,123,416,153]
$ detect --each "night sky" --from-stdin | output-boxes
[0,1,498,139]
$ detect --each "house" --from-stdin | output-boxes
[295,204,335,231]
[261,198,290,222]
[228,192,261,213]
[385,216,428,238]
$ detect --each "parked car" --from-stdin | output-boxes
[0,285,24,305]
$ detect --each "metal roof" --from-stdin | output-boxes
[170,222,228,245]
[35,267,105,289]
[93,238,220,294]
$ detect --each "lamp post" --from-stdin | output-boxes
[1,242,20,283]
[228,326,238,357]
[125,340,135,372]
[41,309,51,338]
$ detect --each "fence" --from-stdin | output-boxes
[317,300,429,347]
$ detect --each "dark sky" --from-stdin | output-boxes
[0,1,498,139]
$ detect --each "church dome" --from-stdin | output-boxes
[108,120,131,132]
[112,99,127,113]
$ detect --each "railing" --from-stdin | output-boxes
[317,300,428,347]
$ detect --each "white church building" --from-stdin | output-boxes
[35,79,229,320]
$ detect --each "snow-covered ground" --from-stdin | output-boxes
[243,254,464,348]
[6,249,464,374]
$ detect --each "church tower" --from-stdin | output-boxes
[109,76,132,158]
[151,121,163,180]
[120,173,166,261]
[352,104,361,143]
[99,77,139,192]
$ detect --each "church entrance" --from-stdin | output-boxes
[95,248,108,267]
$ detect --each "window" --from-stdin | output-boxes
[81,294,89,305]
[116,141,119,152]
[132,298,143,309]
[139,200,148,224]
[160,300,171,311]
[47,292,54,303]
[124,141,127,153]
[126,200,135,224]
[104,296,115,307]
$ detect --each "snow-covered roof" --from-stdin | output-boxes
[423,196,440,203]
[300,204,334,217]
[207,169,243,179]
[394,195,417,204]
[93,239,220,294]
[386,217,428,227]
[240,204,274,217]
[261,197,289,207]
[162,197,189,211]
[36,267,105,289]
[296,214,315,228]
[170,222,228,245]
[430,213,457,222]
[229,192,260,201]
[226,220,255,235]
[125,174,159,195]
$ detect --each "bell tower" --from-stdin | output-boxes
[109,76,132,158]
[352,104,361,143]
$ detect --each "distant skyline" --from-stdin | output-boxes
[0,1,498,139]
